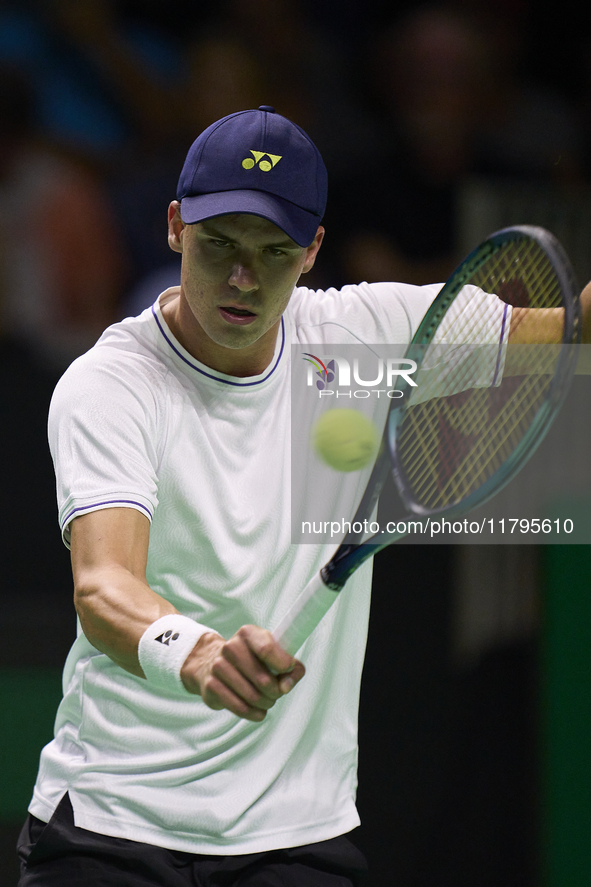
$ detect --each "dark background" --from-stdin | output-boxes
[2,1,591,884]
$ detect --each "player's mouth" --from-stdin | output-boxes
[218,305,258,326]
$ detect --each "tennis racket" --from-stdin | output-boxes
[274,225,581,656]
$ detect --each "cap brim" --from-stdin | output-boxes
[179,190,321,247]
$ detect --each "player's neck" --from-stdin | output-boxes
[161,296,280,378]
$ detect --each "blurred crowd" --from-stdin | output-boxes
[0,0,589,372]
[2,4,585,881]
[1,0,588,625]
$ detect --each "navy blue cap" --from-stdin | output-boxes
[177,106,327,247]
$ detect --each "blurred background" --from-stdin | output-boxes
[1,0,591,884]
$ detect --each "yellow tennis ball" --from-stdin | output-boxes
[312,408,380,472]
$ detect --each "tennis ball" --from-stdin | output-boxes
[312,408,380,472]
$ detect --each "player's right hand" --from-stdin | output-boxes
[180,625,305,721]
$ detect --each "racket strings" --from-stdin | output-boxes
[396,236,564,511]
[401,368,555,509]
[445,241,562,344]
[470,240,563,311]
[417,377,549,506]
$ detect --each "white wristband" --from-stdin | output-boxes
[138,614,218,695]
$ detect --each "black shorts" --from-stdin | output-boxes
[17,794,368,886]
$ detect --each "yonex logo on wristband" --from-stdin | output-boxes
[241,150,282,172]
[155,630,180,646]
[139,615,215,694]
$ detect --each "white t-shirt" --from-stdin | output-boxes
[30,281,508,854]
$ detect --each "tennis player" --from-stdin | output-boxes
[17,106,588,887]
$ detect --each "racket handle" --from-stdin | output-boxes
[272,572,341,657]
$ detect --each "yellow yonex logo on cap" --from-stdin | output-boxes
[242,150,282,172]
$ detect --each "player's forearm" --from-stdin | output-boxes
[504,287,591,375]
[74,566,304,716]
[580,282,591,342]
[508,306,564,344]
[74,564,178,677]
[508,284,591,346]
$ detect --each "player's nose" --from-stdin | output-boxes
[228,263,259,293]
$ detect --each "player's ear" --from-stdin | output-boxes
[301,226,325,274]
[168,201,185,253]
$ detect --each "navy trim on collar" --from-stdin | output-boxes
[152,305,285,387]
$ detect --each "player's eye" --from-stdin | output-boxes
[265,247,287,258]
[205,237,232,249]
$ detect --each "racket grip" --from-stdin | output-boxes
[272,572,341,657]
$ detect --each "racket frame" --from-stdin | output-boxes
[274,226,581,650]
[388,226,580,519]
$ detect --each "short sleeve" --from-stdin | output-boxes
[409,286,512,403]
[48,351,163,547]
[290,281,442,345]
